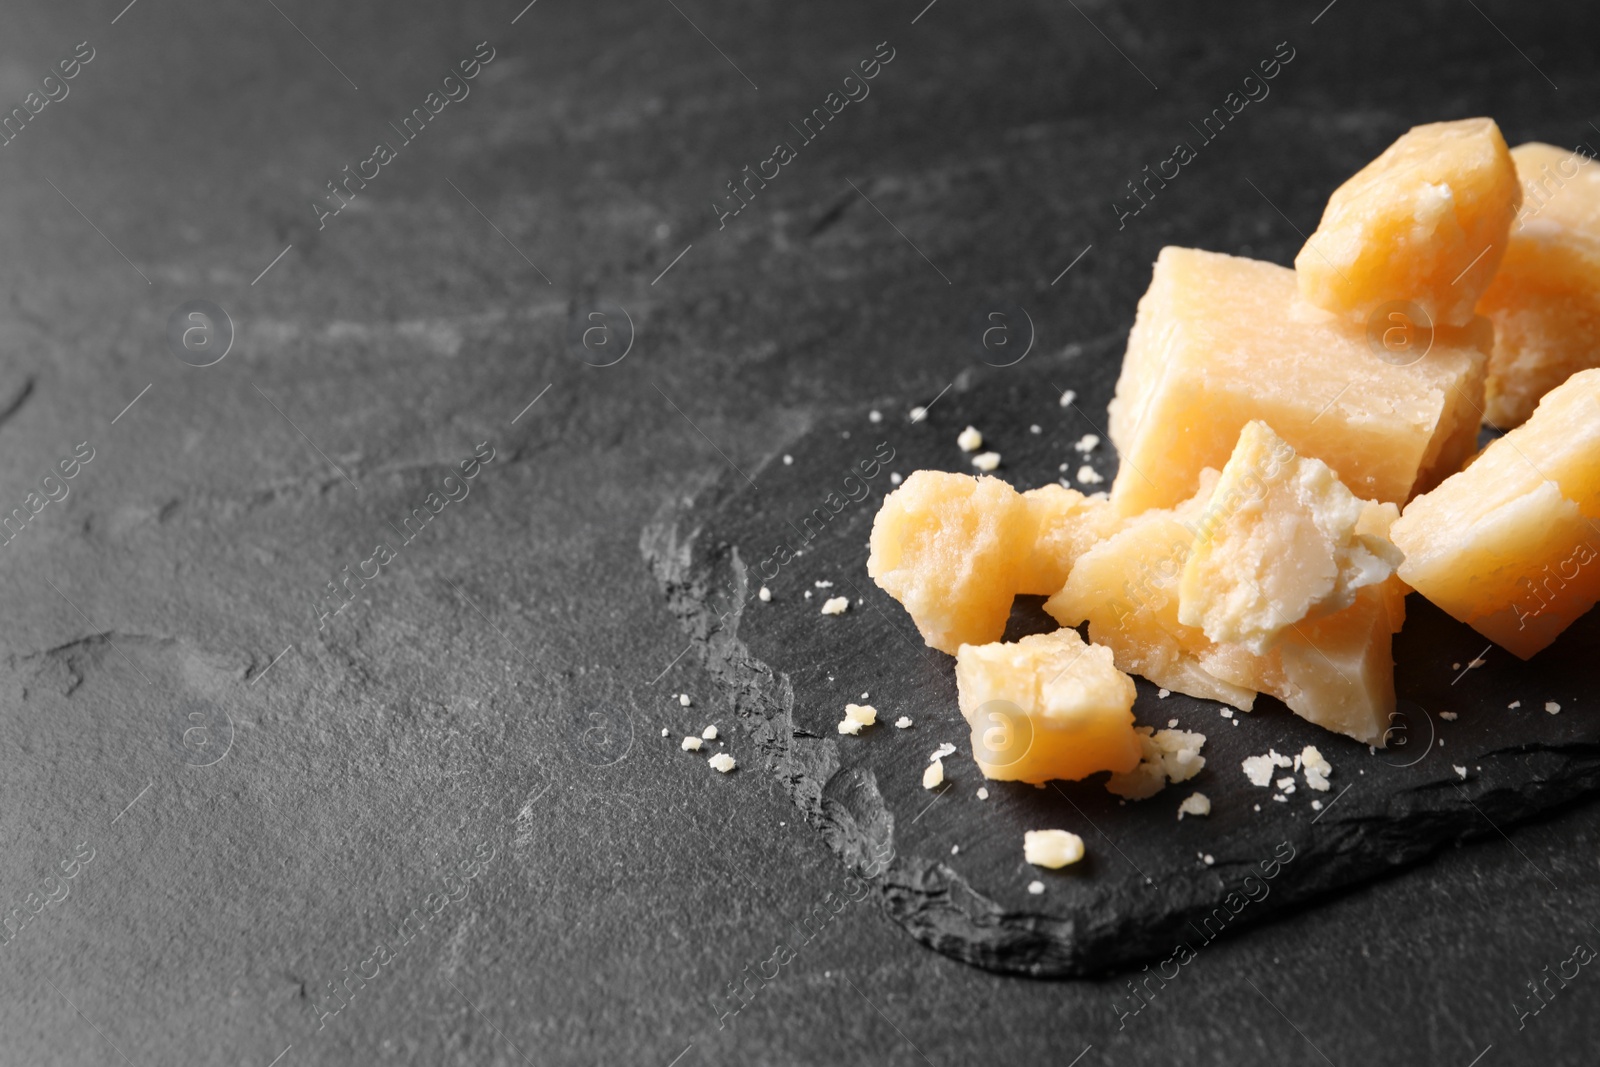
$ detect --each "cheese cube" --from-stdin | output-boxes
[953,629,1141,784]
[1295,118,1521,327]
[1390,368,1600,658]
[1046,472,1405,744]
[1478,143,1600,427]
[1106,247,1489,517]
[1178,420,1402,653]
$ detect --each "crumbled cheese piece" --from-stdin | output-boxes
[1027,880,1045,895]
[1271,794,1288,803]
[1154,729,1206,783]
[976,787,989,799]
[1242,750,1293,787]
[957,425,983,452]
[1276,776,1297,795]
[923,759,945,790]
[1158,688,1170,699]
[814,580,833,588]
[758,585,772,602]
[971,451,1001,472]
[783,454,793,465]
[860,691,869,699]
[1073,434,1100,453]
[1107,727,1207,800]
[1300,746,1332,791]
[1454,765,1468,779]
[1058,389,1076,408]
[679,694,692,707]
[909,406,927,423]
[1438,710,1457,720]
[1509,700,1521,709]
[951,844,959,854]
[702,725,718,740]
[869,409,882,423]
[844,703,877,727]
[804,590,812,600]
[1202,854,1215,866]
[820,596,850,615]
[681,736,703,751]
[1451,662,1460,670]
[661,727,669,737]
[894,715,913,729]
[1076,464,1103,484]
[708,753,737,773]
[889,472,903,485]
[930,743,957,762]
[1024,829,1086,868]
[836,718,864,736]
[1311,799,1323,811]
[1469,657,1486,668]
[1167,718,1179,728]
[1546,701,1562,714]
[1220,709,1234,719]
[1029,424,1042,434]
[1178,793,1211,819]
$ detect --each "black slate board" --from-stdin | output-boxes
[643,350,1600,977]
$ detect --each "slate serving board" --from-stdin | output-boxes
[643,347,1600,977]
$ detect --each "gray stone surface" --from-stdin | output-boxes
[0,0,1596,1064]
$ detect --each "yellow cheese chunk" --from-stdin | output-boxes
[1295,117,1521,327]
[954,629,1141,784]
[1106,247,1489,517]
[867,473,1118,653]
[1047,471,1405,745]
[1178,421,1402,653]
[1478,142,1600,427]
[1390,368,1600,659]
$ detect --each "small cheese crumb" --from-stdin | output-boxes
[1029,424,1042,434]
[1158,688,1170,699]
[1024,829,1086,868]
[1076,464,1103,484]
[1242,750,1293,787]
[1300,745,1332,792]
[1220,709,1234,719]
[1178,793,1211,819]
[1073,434,1100,453]
[709,752,737,773]
[1167,718,1179,728]
[681,736,703,752]
[889,472,903,485]
[1027,880,1045,895]
[1058,389,1076,408]
[661,727,669,737]
[1454,764,1468,779]
[814,580,833,588]
[1546,701,1562,714]
[783,454,793,465]
[957,425,983,452]
[951,844,959,854]
[844,703,877,727]
[930,743,957,762]
[894,715,913,729]
[1438,710,1457,720]
[971,451,1001,472]
[923,759,945,790]
[702,725,718,740]
[1310,799,1323,811]
[868,409,882,423]
[976,787,989,800]
[1271,794,1288,803]
[837,719,864,736]
[1202,854,1215,866]
[758,585,771,602]
[679,694,692,707]
[909,405,927,423]
[1276,777,1297,795]
[860,691,869,699]
[820,596,850,615]
[1509,700,1521,709]
[1469,657,1486,669]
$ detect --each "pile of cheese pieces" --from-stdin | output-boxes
[868,118,1600,796]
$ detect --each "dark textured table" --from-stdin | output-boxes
[0,1,1596,1063]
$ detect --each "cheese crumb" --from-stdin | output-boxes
[1469,657,1486,669]
[702,725,718,740]
[1158,688,1170,699]
[844,703,877,727]
[1073,434,1100,453]
[1107,727,1207,800]
[814,580,833,588]
[758,585,772,602]
[1076,464,1103,484]
[1509,700,1521,709]
[1027,880,1045,895]
[1029,424,1042,434]
[909,405,927,423]
[894,715,913,729]
[869,409,882,423]
[1276,776,1297,795]
[1454,765,1468,779]
[971,451,1001,472]
[681,736,703,752]
[957,425,983,452]
[783,454,793,465]
[889,472,903,485]
[1438,710,1457,720]
[1300,746,1332,792]
[1202,854,1215,866]
[923,759,945,790]
[1546,701,1562,714]
[1167,718,1179,728]
[930,743,956,762]
[708,753,737,773]
[951,844,959,854]
[976,787,989,800]
[820,596,850,615]
[1178,793,1211,819]
[837,719,864,735]
[1024,829,1086,868]
[1242,750,1293,787]
[1058,389,1076,408]
[661,727,669,737]
[679,694,692,707]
